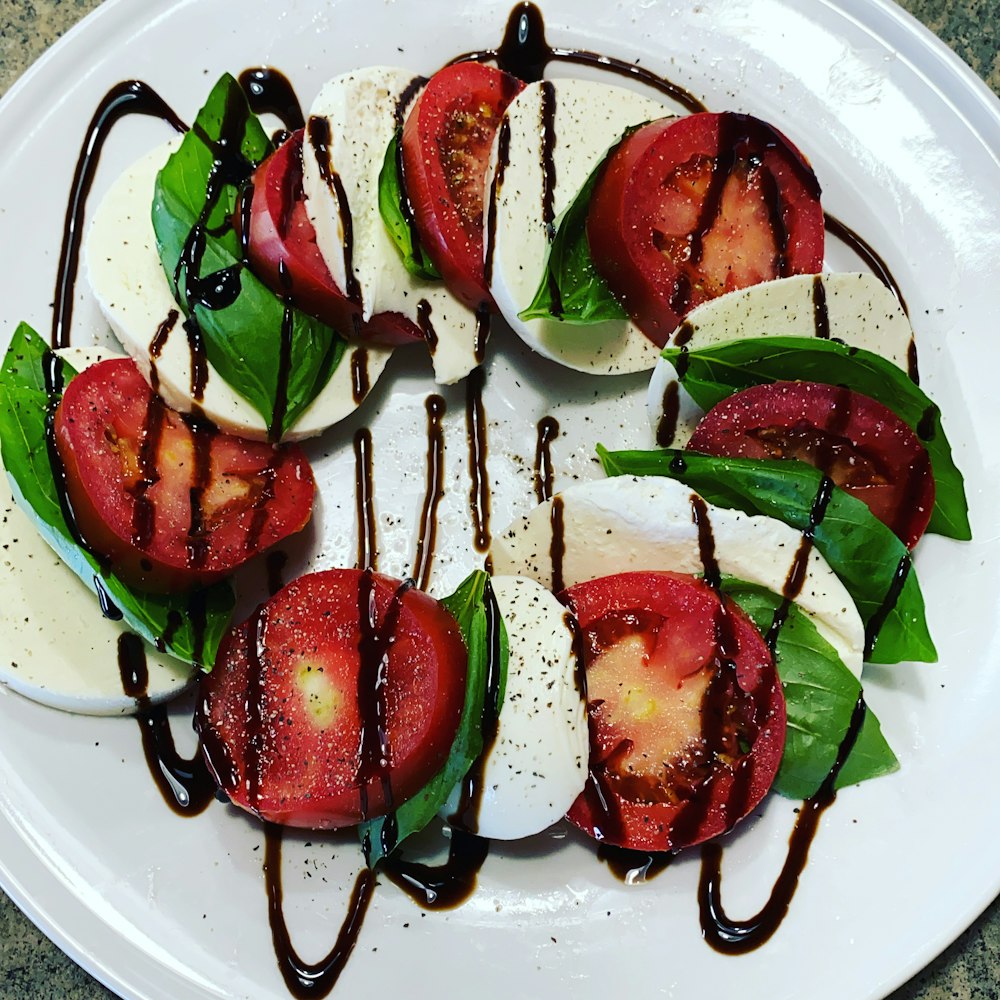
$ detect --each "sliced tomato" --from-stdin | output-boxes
[588,112,824,346]
[54,357,314,592]
[686,381,935,549]
[241,129,422,346]
[563,571,785,853]
[401,62,524,310]
[198,568,468,829]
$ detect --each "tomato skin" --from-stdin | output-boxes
[563,571,785,853]
[401,62,524,310]
[588,112,824,346]
[242,130,422,347]
[686,381,935,549]
[54,357,315,592]
[197,569,468,830]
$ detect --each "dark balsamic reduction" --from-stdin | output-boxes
[416,299,437,351]
[53,82,186,351]
[539,78,560,324]
[824,211,909,320]
[238,68,305,133]
[698,696,869,953]
[116,633,215,815]
[350,348,371,404]
[656,381,680,448]
[413,395,447,592]
[465,365,492,553]
[597,844,672,883]
[483,117,511,288]
[381,829,490,908]
[307,116,362,306]
[355,572,412,843]
[265,824,376,998]
[811,275,830,340]
[353,428,377,571]
[266,549,289,596]
[533,416,559,503]
[148,308,180,393]
[549,494,566,595]
[454,3,706,114]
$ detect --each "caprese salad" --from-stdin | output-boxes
[0,2,972,993]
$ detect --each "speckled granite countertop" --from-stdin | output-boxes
[0,0,998,998]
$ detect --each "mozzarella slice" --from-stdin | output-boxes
[463,575,587,840]
[485,79,664,375]
[85,140,391,441]
[647,272,916,445]
[0,347,196,716]
[491,475,864,679]
[301,67,481,385]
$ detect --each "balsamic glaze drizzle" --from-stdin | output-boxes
[698,696,869,953]
[412,395,447,592]
[116,633,215,816]
[452,3,707,114]
[265,824,376,999]
[465,365,492,554]
[238,68,305,133]
[54,82,186,351]
[353,428,377,571]
[533,416,559,503]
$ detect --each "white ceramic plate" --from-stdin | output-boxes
[1,1,998,998]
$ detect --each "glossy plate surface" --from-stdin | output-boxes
[0,1,998,998]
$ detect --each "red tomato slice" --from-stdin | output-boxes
[54,357,315,592]
[563,571,785,853]
[401,63,524,310]
[198,568,468,829]
[588,112,824,346]
[686,381,935,549]
[241,129,422,347]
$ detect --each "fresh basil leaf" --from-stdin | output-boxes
[378,130,441,281]
[597,445,936,664]
[0,322,234,668]
[360,571,508,867]
[519,143,626,325]
[723,579,899,799]
[661,335,970,541]
[152,73,345,440]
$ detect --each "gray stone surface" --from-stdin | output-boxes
[0,0,997,998]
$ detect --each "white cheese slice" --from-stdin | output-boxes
[491,475,864,679]
[455,575,587,840]
[0,347,196,716]
[85,140,390,441]
[647,272,916,445]
[301,67,481,385]
[485,79,665,375]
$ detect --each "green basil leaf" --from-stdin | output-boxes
[723,579,899,799]
[151,73,345,440]
[360,571,508,867]
[519,143,626,325]
[378,130,441,281]
[661,335,970,541]
[0,322,234,668]
[598,445,936,664]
